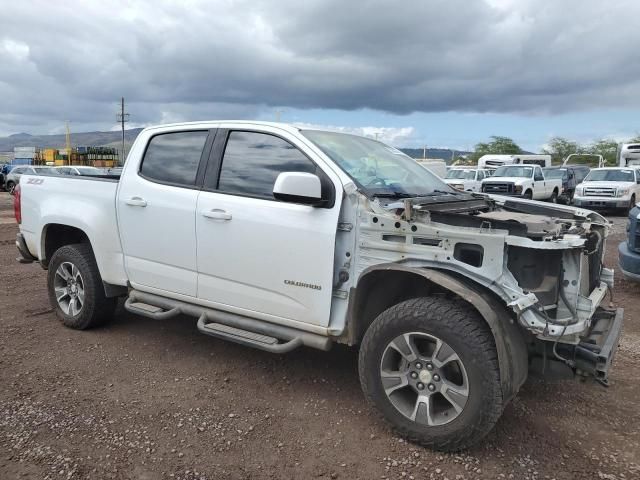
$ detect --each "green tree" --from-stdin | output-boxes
[542,136,581,165]
[471,136,522,161]
[585,139,618,165]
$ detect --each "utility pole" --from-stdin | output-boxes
[423,145,427,159]
[116,97,129,165]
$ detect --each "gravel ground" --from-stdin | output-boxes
[0,191,639,480]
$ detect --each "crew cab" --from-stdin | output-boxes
[444,167,490,192]
[14,121,623,451]
[480,164,563,202]
[573,167,640,212]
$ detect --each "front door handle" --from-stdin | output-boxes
[202,209,232,221]
[125,196,147,207]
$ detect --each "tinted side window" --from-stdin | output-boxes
[217,131,317,199]
[140,131,208,187]
[534,167,544,181]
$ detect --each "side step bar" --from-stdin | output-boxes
[124,290,331,353]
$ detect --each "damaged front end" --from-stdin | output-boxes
[356,191,623,384]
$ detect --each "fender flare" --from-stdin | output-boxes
[353,264,528,403]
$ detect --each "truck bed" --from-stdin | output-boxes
[19,173,127,286]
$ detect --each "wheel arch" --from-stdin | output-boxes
[347,264,528,403]
[41,223,126,298]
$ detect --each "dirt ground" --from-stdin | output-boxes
[0,191,638,480]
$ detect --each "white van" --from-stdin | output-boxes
[478,154,551,171]
[619,143,640,167]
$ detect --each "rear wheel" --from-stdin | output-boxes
[359,297,503,451]
[549,189,558,203]
[47,244,117,329]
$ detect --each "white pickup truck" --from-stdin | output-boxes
[480,164,563,202]
[573,167,640,212]
[14,121,623,451]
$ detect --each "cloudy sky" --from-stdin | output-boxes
[1,0,639,151]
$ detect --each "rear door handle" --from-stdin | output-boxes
[202,209,232,221]
[125,197,147,207]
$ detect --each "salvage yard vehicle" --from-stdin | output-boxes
[477,154,551,172]
[444,167,490,192]
[480,164,563,201]
[5,165,54,191]
[543,165,590,204]
[618,205,640,281]
[14,121,623,451]
[573,167,640,212]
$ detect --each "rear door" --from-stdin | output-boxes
[195,128,341,328]
[117,129,214,296]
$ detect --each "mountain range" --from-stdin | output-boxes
[0,128,469,162]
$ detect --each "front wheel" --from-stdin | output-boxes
[47,243,117,329]
[523,189,533,200]
[628,195,636,214]
[5,180,15,193]
[359,297,503,451]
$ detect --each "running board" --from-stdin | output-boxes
[124,290,331,353]
[197,315,303,353]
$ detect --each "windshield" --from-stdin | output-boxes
[302,130,453,198]
[446,169,476,180]
[492,166,533,178]
[585,169,636,182]
[543,168,566,180]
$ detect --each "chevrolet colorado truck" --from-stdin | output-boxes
[14,121,623,451]
[481,164,563,202]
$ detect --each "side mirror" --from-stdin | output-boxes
[273,172,325,206]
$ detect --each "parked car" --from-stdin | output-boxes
[14,121,622,451]
[444,167,491,192]
[55,166,109,176]
[618,204,640,281]
[542,165,590,204]
[573,167,640,212]
[480,164,563,201]
[5,165,64,191]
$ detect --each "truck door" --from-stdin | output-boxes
[195,129,341,328]
[117,129,213,297]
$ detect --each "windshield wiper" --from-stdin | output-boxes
[371,192,418,198]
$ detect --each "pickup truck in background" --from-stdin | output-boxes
[14,121,623,451]
[573,167,640,212]
[542,165,591,204]
[444,167,491,192]
[619,205,640,281]
[480,164,563,201]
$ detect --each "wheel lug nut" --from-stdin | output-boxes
[433,374,440,382]
[410,372,418,379]
[417,382,424,390]
[415,362,422,369]
[428,383,436,392]
[426,363,434,370]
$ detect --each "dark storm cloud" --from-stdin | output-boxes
[1,0,639,133]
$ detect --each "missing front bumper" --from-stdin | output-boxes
[572,307,624,385]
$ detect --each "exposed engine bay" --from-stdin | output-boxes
[356,191,614,348]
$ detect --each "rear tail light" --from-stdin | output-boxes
[13,184,21,224]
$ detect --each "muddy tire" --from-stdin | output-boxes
[358,297,503,451]
[47,244,117,330]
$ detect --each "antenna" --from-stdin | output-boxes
[116,97,130,165]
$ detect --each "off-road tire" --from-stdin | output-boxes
[359,297,503,451]
[47,243,117,329]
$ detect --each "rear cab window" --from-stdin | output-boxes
[140,131,209,187]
